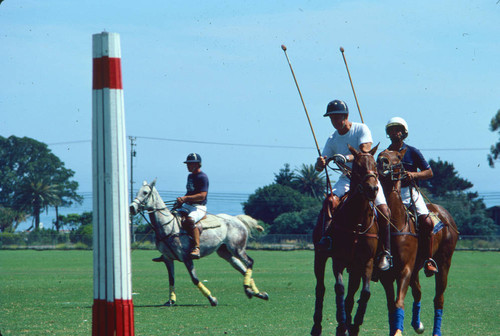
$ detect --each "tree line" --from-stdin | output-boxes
[1,107,500,237]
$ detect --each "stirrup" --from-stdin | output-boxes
[378,251,393,271]
[424,259,438,277]
[190,247,201,259]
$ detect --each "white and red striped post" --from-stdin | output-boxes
[92,32,134,336]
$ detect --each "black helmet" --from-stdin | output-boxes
[324,100,349,117]
[184,153,202,163]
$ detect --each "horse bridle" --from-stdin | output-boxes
[350,153,379,200]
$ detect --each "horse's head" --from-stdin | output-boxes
[348,144,379,201]
[376,148,407,191]
[129,179,157,215]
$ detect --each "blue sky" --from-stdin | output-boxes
[1,0,500,209]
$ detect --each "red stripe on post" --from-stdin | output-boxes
[93,57,123,90]
[115,299,135,335]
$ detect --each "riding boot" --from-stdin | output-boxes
[419,215,438,277]
[183,217,201,259]
[377,205,392,271]
[316,194,339,251]
[190,226,201,259]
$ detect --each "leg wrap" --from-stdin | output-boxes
[411,301,421,330]
[394,307,405,333]
[197,282,212,298]
[250,278,260,293]
[433,309,443,336]
[244,269,253,287]
[334,283,346,324]
[169,285,176,302]
[353,289,371,326]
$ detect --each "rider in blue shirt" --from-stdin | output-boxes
[386,117,438,276]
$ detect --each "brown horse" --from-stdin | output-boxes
[377,149,420,336]
[377,149,459,336]
[311,144,380,336]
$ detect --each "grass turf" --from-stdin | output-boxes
[0,249,499,335]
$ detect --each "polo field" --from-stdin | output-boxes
[0,250,498,335]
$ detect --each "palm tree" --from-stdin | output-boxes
[293,164,326,199]
[15,178,60,230]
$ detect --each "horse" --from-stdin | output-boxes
[311,144,381,336]
[377,148,420,336]
[129,180,269,306]
[377,149,459,336]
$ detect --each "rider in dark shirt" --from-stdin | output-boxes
[176,153,209,259]
[386,117,438,276]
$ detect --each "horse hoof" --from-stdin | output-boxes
[413,322,424,334]
[244,287,254,299]
[256,292,269,300]
[163,300,175,306]
[310,324,322,336]
[208,296,218,306]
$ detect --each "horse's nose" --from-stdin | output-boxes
[129,204,137,215]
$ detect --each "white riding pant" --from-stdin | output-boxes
[179,203,207,223]
[332,174,387,206]
[401,186,429,216]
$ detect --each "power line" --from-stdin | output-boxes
[46,136,491,152]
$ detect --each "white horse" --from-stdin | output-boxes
[129,180,269,306]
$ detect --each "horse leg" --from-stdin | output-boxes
[350,271,373,336]
[333,266,348,336]
[311,252,328,336]
[224,244,269,300]
[410,269,425,334]
[380,273,396,336]
[163,259,176,306]
[344,268,361,331]
[183,258,218,306]
[390,265,414,336]
[432,255,451,336]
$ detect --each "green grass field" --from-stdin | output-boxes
[1,249,499,335]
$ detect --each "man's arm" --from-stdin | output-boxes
[407,168,433,181]
[177,191,208,204]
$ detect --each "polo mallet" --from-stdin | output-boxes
[281,44,334,207]
[339,46,364,123]
[281,44,322,156]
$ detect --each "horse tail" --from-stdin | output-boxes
[236,214,264,237]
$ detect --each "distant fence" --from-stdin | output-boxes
[0,232,499,251]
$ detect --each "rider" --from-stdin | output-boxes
[385,117,438,276]
[315,99,392,271]
[175,153,209,259]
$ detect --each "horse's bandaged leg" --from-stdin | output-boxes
[169,285,176,302]
[250,278,260,293]
[197,282,212,298]
[433,309,443,336]
[244,269,253,287]
[411,301,421,330]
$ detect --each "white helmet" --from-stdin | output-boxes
[386,117,409,139]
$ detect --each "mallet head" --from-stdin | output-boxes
[340,46,345,53]
[281,44,287,51]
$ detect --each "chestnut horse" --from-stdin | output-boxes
[311,144,380,336]
[377,149,459,336]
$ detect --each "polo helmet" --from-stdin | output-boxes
[385,117,409,139]
[324,100,349,117]
[184,153,202,163]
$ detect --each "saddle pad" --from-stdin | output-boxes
[200,215,221,229]
[429,212,444,234]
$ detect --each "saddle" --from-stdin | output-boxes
[174,212,221,235]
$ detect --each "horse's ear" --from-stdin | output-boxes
[348,144,359,156]
[369,143,380,156]
[142,181,148,186]
[151,178,157,188]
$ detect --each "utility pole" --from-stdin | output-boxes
[129,136,137,243]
